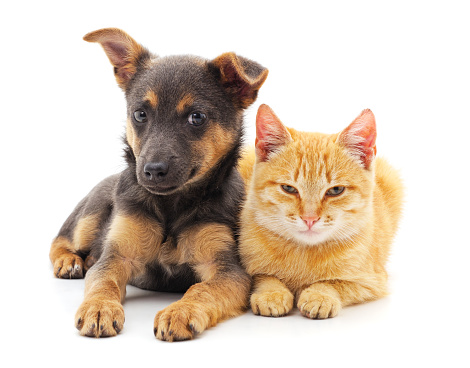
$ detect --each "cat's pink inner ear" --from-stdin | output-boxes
[338,109,377,169]
[255,104,291,162]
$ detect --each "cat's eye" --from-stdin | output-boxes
[326,186,345,197]
[133,110,147,124]
[188,112,207,126]
[281,185,298,194]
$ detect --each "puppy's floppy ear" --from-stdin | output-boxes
[211,52,268,108]
[83,28,152,90]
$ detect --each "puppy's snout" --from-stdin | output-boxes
[144,162,169,182]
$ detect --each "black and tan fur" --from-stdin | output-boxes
[49,28,268,341]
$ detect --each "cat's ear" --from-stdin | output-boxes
[255,104,292,162]
[83,28,152,90]
[337,109,377,169]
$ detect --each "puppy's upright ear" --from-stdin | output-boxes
[211,52,268,108]
[84,28,152,90]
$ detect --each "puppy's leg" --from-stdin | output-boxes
[75,258,126,337]
[50,214,101,279]
[76,213,162,337]
[50,175,116,278]
[154,224,251,342]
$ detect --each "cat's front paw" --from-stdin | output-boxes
[251,289,294,317]
[297,287,341,319]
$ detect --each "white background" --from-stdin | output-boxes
[1,1,469,367]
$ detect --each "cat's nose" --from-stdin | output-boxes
[301,215,320,229]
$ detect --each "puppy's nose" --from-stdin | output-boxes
[144,162,169,181]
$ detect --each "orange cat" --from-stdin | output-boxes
[238,104,403,319]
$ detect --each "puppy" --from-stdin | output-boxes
[49,28,268,341]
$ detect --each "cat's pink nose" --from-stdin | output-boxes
[301,215,320,229]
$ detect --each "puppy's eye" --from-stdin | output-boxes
[188,112,207,126]
[281,185,298,194]
[326,186,345,197]
[133,110,147,124]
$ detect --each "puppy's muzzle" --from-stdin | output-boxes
[144,162,169,183]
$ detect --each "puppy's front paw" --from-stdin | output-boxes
[53,254,84,279]
[251,289,294,317]
[75,299,124,337]
[297,287,341,319]
[154,301,210,342]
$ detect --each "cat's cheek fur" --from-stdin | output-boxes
[253,190,296,239]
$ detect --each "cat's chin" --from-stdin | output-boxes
[293,229,330,246]
[298,229,321,237]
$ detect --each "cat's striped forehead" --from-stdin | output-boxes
[288,132,337,175]
[273,129,361,191]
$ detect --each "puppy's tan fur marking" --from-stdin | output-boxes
[72,214,100,253]
[178,223,234,281]
[50,236,74,261]
[144,89,159,109]
[106,214,163,266]
[126,118,140,155]
[191,124,234,180]
[179,223,233,264]
[156,236,183,266]
[176,93,195,114]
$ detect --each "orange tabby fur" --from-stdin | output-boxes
[238,105,403,319]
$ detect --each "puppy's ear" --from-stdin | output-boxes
[83,28,152,90]
[211,52,268,108]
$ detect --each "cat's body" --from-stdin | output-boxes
[238,105,403,318]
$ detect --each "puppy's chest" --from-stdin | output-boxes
[131,232,197,292]
[154,234,186,265]
[148,206,200,265]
